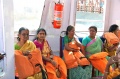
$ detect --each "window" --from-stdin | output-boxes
[75,0,105,33]
[13,0,45,31]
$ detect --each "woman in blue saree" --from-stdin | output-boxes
[63,25,92,79]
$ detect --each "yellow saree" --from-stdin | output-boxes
[19,40,36,52]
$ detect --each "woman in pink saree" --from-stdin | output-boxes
[33,28,67,79]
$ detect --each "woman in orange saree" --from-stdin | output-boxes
[15,27,45,79]
[15,27,35,79]
[104,24,119,57]
[33,28,67,79]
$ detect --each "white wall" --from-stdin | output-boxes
[0,0,5,78]
[0,0,14,79]
[109,0,120,27]
[14,0,120,54]
[39,0,72,54]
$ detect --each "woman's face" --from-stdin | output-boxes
[37,30,46,40]
[89,28,97,37]
[68,28,75,37]
[18,30,29,42]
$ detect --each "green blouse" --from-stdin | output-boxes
[64,35,74,45]
[14,44,21,50]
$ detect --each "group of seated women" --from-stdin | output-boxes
[14,24,120,79]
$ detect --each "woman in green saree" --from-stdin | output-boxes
[63,25,92,79]
[82,26,104,78]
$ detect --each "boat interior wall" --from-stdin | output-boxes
[0,0,14,79]
[32,0,71,55]
[69,0,77,26]
[14,0,120,57]
[0,1,5,78]
[109,0,120,27]
[40,0,71,34]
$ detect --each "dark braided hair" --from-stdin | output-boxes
[66,25,74,35]
[109,24,119,32]
[17,27,29,41]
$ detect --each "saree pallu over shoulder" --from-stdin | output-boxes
[89,52,112,74]
[41,40,51,57]
[63,41,90,69]
[86,36,103,58]
[15,49,44,79]
[103,32,119,44]
[20,40,36,52]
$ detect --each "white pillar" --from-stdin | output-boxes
[104,0,111,31]
[0,0,14,78]
[69,0,77,26]
[62,0,72,30]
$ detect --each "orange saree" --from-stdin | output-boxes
[103,32,119,44]
[34,40,67,79]
[15,49,44,79]
[15,40,36,78]
[89,52,110,73]
[63,41,90,69]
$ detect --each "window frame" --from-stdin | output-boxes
[72,0,111,32]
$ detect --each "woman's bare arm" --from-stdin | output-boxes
[74,38,85,55]
[42,55,57,66]
[64,43,74,51]
[81,45,86,56]
[103,56,118,79]
[42,55,52,62]
[103,64,110,79]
